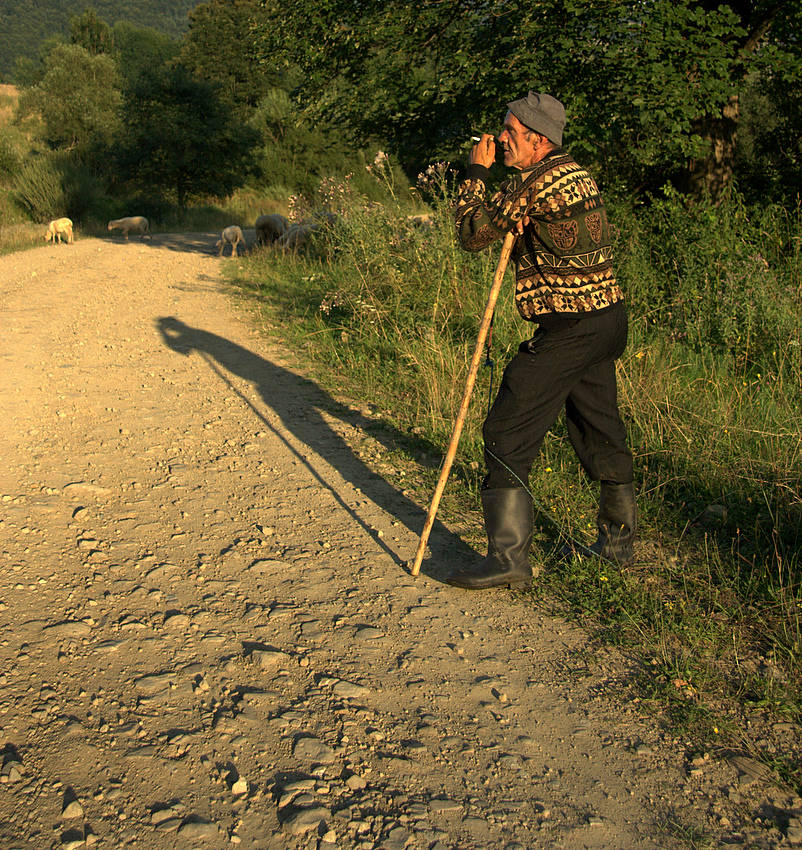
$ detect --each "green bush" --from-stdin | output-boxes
[615,186,802,377]
[0,130,21,180]
[13,154,65,220]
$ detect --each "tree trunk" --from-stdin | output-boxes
[685,94,740,202]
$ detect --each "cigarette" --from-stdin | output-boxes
[471,136,482,142]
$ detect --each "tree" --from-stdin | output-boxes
[112,21,179,86]
[118,64,260,206]
[181,0,281,110]
[16,43,122,151]
[70,8,114,56]
[252,0,802,200]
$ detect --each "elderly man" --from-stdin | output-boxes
[446,91,636,590]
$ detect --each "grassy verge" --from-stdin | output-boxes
[226,164,801,790]
[0,220,50,255]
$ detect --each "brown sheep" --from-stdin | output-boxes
[107,216,149,241]
[254,213,288,246]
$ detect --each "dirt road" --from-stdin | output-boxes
[0,233,795,849]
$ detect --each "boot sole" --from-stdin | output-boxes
[446,576,532,590]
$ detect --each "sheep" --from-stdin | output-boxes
[407,213,434,229]
[254,213,288,246]
[277,219,320,252]
[45,217,74,244]
[107,216,149,241]
[215,225,245,257]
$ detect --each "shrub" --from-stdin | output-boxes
[13,154,65,220]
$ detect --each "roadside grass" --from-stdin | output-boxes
[225,165,801,790]
[0,219,51,255]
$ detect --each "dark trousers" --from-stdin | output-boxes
[483,302,633,490]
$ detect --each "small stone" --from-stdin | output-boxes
[282,806,330,835]
[249,559,289,574]
[46,621,91,639]
[252,649,291,669]
[62,482,112,498]
[332,680,369,699]
[178,819,220,840]
[134,672,172,693]
[346,774,367,791]
[231,778,248,796]
[61,800,84,819]
[383,826,412,848]
[163,613,191,630]
[429,798,461,813]
[293,737,336,764]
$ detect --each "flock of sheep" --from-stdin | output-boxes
[44,211,321,256]
[45,215,150,244]
[214,213,324,256]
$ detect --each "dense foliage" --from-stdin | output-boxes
[0,0,197,79]
[117,65,261,207]
[253,0,802,200]
[3,1,801,220]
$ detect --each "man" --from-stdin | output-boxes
[446,91,636,590]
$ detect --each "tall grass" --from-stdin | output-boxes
[227,164,802,784]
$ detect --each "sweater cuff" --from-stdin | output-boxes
[466,163,491,182]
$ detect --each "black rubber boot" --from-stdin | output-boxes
[445,488,533,590]
[561,481,636,565]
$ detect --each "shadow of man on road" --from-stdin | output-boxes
[156,316,476,580]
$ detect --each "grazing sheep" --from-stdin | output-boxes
[45,217,74,244]
[407,213,434,228]
[277,220,321,252]
[215,225,245,257]
[107,216,149,241]
[254,213,288,246]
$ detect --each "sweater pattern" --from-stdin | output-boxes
[455,151,624,319]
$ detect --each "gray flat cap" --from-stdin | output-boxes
[507,91,565,145]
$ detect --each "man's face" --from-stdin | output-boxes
[497,112,539,170]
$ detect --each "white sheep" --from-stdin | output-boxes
[107,216,149,241]
[215,225,245,257]
[254,213,288,246]
[45,217,74,244]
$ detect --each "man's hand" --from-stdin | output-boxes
[515,213,531,236]
[469,133,496,168]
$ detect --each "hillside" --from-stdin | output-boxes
[0,0,199,78]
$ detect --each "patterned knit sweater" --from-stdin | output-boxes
[455,148,624,321]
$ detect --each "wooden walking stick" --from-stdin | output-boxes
[411,230,516,577]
